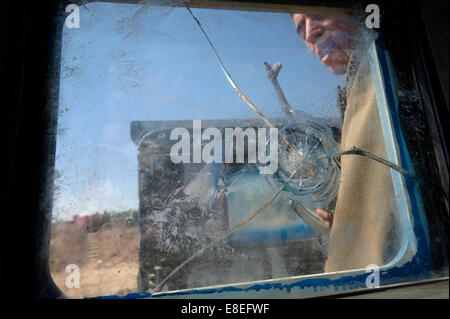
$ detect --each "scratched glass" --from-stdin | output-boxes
[49,0,440,298]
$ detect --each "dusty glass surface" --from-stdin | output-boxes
[49,1,410,298]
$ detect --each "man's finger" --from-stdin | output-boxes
[316,208,331,227]
[316,208,330,221]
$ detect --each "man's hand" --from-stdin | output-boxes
[316,208,331,228]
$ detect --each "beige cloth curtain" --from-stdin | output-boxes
[324,54,399,272]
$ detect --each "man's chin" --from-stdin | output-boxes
[327,63,347,75]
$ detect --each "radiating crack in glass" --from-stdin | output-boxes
[184,4,300,156]
[317,146,418,180]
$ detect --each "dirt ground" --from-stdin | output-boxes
[49,221,140,298]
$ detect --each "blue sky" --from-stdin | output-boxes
[52,2,344,221]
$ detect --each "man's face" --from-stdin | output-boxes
[292,13,359,74]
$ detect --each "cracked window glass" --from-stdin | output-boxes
[49,0,439,298]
